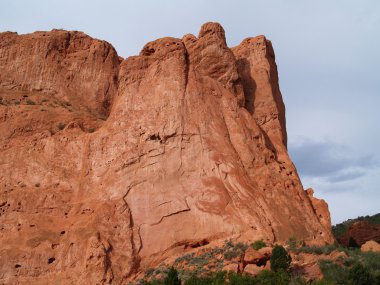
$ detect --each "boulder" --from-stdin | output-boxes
[244,264,265,276]
[361,240,380,252]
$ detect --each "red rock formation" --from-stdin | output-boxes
[0,23,333,284]
[339,221,380,247]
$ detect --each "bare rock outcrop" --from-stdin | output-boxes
[361,240,380,252]
[0,23,333,284]
[339,221,380,247]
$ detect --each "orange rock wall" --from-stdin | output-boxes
[0,23,333,284]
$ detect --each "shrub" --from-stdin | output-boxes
[251,240,267,250]
[185,271,226,285]
[297,244,340,255]
[229,272,257,285]
[164,267,181,285]
[287,237,297,251]
[347,263,374,285]
[145,268,155,278]
[256,269,290,285]
[360,251,380,272]
[318,259,349,284]
[270,245,291,272]
[57,123,65,130]
[26,99,36,105]
[223,241,247,260]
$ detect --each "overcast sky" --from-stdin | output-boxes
[1,0,379,224]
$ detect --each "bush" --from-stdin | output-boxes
[251,240,267,250]
[185,272,226,285]
[318,259,349,284]
[57,123,65,130]
[270,245,291,272]
[223,241,248,260]
[164,267,181,285]
[26,99,36,105]
[256,269,290,285]
[297,244,340,255]
[348,263,375,285]
[287,237,297,251]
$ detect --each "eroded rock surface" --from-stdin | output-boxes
[0,23,333,284]
[339,221,380,247]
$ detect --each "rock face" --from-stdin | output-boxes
[339,221,380,247]
[0,23,333,284]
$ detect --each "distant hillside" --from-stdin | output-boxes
[332,213,380,240]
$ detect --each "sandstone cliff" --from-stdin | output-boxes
[0,23,333,284]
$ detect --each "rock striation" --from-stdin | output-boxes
[0,23,333,284]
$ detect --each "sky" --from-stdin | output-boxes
[1,0,379,224]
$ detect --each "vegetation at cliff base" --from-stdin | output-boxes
[139,240,380,285]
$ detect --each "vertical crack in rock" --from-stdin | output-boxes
[121,181,146,275]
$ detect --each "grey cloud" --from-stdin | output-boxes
[289,139,377,183]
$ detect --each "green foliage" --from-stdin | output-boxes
[287,237,297,251]
[270,245,291,272]
[309,280,335,285]
[26,99,36,105]
[88,127,95,133]
[185,272,226,285]
[348,263,375,285]
[255,269,290,285]
[251,240,267,251]
[296,244,341,255]
[145,268,155,278]
[229,272,257,285]
[360,251,380,272]
[318,259,349,285]
[164,267,181,285]
[223,241,248,260]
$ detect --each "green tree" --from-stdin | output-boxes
[164,267,181,285]
[270,245,292,272]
